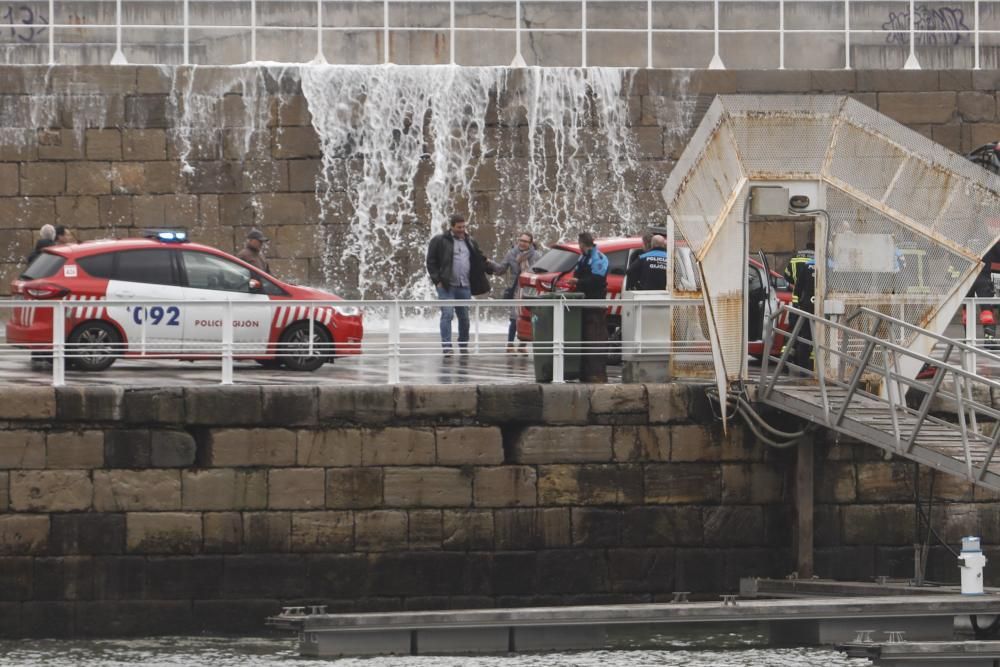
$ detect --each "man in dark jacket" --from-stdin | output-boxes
[237,229,271,274]
[426,214,492,355]
[625,234,668,291]
[571,232,610,382]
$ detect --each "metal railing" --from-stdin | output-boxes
[2,0,994,69]
[759,303,1000,486]
[0,295,708,386]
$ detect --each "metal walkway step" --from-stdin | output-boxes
[761,384,1000,490]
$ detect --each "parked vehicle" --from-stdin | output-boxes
[7,231,363,372]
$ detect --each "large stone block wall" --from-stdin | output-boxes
[0,383,995,637]
[2,67,1000,297]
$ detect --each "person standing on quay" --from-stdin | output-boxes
[54,225,74,245]
[570,231,610,383]
[238,229,271,274]
[490,231,540,353]
[426,214,492,355]
[26,224,56,265]
[625,234,669,291]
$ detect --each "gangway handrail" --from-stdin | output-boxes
[854,305,1000,366]
[759,304,1000,485]
[761,305,1000,399]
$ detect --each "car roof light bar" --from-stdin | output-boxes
[142,228,188,243]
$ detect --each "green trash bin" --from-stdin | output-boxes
[528,293,583,382]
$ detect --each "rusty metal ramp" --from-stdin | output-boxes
[757,305,1000,491]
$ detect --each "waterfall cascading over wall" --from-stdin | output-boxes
[0,65,695,297]
[299,65,647,299]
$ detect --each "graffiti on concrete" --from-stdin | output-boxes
[882,5,968,46]
[2,4,47,42]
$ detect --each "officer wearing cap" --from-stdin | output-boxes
[238,229,270,274]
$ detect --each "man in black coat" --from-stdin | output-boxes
[426,214,492,355]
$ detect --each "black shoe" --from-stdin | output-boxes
[442,347,453,357]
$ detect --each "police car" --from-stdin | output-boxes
[7,231,363,372]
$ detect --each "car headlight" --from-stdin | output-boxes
[334,305,361,317]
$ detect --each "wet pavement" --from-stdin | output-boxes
[0,332,625,386]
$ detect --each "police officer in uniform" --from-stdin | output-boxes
[570,232,610,383]
[625,234,669,291]
[784,242,816,305]
[792,258,816,371]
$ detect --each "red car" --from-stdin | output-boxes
[7,232,363,372]
[516,236,791,358]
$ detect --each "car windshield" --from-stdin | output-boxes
[531,248,579,274]
[21,253,65,280]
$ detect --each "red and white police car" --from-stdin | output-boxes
[7,231,363,372]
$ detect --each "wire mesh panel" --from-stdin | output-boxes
[723,95,843,177]
[827,122,909,202]
[662,100,745,256]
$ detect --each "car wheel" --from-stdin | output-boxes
[68,321,121,372]
[280,321,333,372]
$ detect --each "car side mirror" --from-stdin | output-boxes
[249,278,263,293]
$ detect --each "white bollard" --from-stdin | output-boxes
[959,536,987,595]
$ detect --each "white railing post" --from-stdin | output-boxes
[904,0,920,69]
[110,0,127,64]
[636,302,644,355]
[308,307,315,355]
[449,0,455,64]
[383,0,390,63]
[647,0,653,69]
[315,0,324,62]
[473,302,480,353]
[388,301,400,384]
[52,302,65,387]
[844,0,851,69]
[966,298,977,374]
[183,0,190,65]
[779,0,785,69]
[553,300,565,383]
[221,300,233,385]
[47,0,54,64]
[581,0,587,67]
[708,0,724,68]
[251,0,257,62]
[975,0,981,70]
[513,0,524,66]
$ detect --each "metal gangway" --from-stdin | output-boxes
[757,305,1000,492]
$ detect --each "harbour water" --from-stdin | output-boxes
[0,637,870,666]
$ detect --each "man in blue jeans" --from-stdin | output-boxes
[426,214,492,355]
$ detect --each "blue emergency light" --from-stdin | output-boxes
[144,229,188,243]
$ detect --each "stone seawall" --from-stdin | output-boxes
[0,383,995,637]
[2,67,1000,298]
